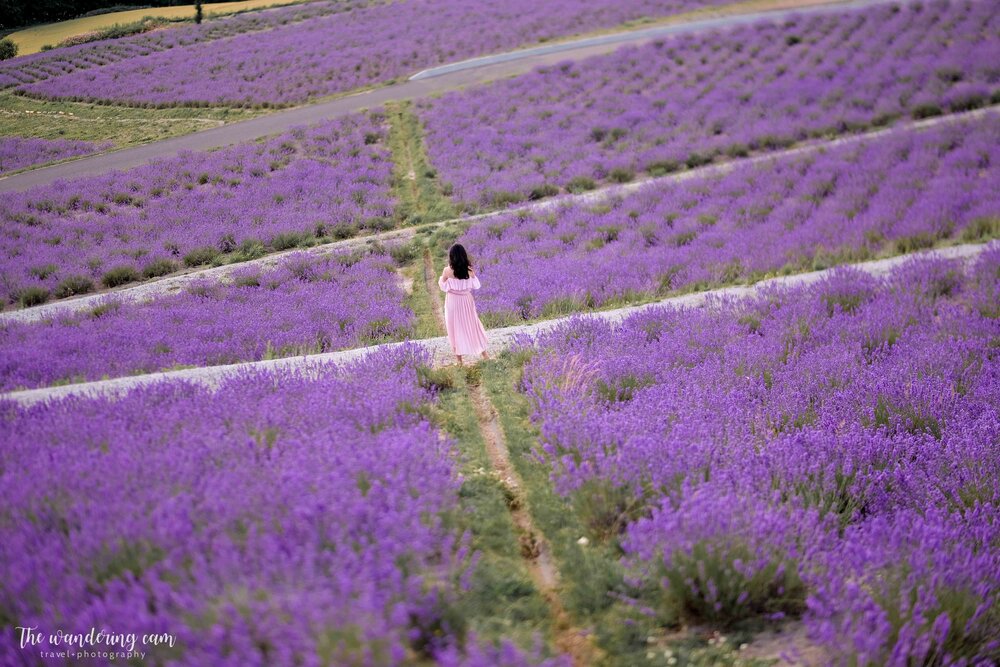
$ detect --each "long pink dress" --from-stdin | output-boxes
[438,272,490,356]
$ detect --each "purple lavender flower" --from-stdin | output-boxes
[419,0,1000,210]
[7,0,745,107]
[0,113,395,306]
[518,245,1000,657]
[0,251,413,391]
[0,137,111,175]
[456,115,999,325]
[0,347,479,665]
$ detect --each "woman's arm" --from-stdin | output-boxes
[438,266,453,291]
[469,269,481,290]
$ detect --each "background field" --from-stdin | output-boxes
[5,0,309,54]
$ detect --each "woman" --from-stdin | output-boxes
[438,243,489,365]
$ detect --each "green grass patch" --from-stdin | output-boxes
[428,367,555,653]
[0,92,260,164]
[385,101,456,226]
[402,250,445,340]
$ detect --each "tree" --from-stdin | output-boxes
[195,1,203,24]
[0,38,17,60]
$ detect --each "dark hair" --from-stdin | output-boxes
[448,243,471,280]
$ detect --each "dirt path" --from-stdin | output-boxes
[468,381,600,666]
[0,0,903,194]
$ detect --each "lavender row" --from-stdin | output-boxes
[0,136,110,175]
[519,247,1000,663]
[457,114,1000,326]
[0,250,414,392]
[16,0,736,107]
[0,347,533,665]
[0,112,395,308]
[0,0,367,90]
[419,0,1000,210]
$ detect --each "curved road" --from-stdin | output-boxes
[0,0,900,194]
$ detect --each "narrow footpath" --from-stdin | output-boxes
[427,246,598,665]
[469,381,601,665]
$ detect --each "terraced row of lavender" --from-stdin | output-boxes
[0,250,412,392]
[14,0,736,107]
[0,0,368,89]
[0,112,394,308]
[521,247,1000,664]
[0,348,555,665]
[419,0,1000,210]
[0,136,110,175]
[460,115,1000,325]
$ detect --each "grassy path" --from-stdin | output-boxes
[422,363,557,654]
[386,101,456,227]
[422,247,447,330]
[420,236,591,661]
[468,378,602,665]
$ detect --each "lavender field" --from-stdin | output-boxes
[0,251,412,391]
[0,136,110,175]
[8,0,735,107]
[0,1,368,90]
[4,0,1000,663]
[419,0,1000,210]
[520,247,1000,663]
[0,113,394,307]
[458,115,1000,324]
[0,348,505,664]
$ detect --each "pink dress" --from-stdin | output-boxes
[438,272,490,356]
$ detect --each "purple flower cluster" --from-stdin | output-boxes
[457,115,1000,325]
[0,347,475,664]
[0,250,413,391]
[13,0,738,107]
[0,136,110,175]
[0,1,366,90]
[519,246,1000,662]
[0,113,395,306]
[418,0,1000,210]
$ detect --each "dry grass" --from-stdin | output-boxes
[8,0,309,55]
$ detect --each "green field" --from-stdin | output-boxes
[0,92,261,165]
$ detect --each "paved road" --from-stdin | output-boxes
[0,0,898,194]
[2,243,986,406]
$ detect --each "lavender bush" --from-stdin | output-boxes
[0,250,413,391]
[519,246,1000,661]
[456,115,1000,325]
[0,136,110,175]
[12,0,738,107]
[0,113,394,307]
[0,348,475,664]
[0,0,368,90]
[418,0,1000,210]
